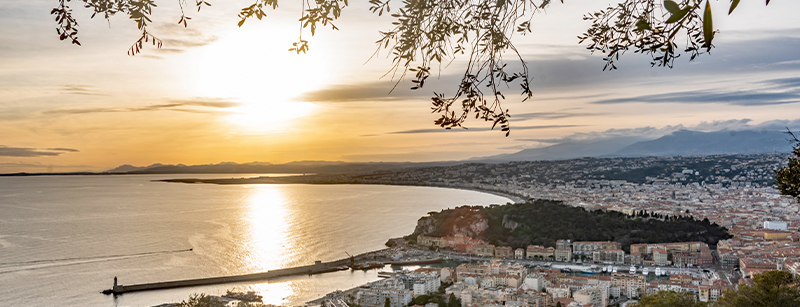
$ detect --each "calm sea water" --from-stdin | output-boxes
[0,175,510,307]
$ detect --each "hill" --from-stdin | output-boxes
[408,200,731,252]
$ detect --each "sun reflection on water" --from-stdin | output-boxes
[245,186,294,272]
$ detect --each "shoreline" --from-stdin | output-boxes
[156,177,529,204]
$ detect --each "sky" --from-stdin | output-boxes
[1,0,799,172]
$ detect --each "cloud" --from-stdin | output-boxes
[363,124,585,137]
[60,85,107,96]
[298,82,429,103]
[593,77,800,106]
[0,146,79,157]
[150,23,219,54]
[44,97,240,115]
[510,111,608,121]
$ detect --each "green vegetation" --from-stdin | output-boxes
[411,200,730,252]
[775,131,800,205]
[638,290,707,307]
[640,271,800,307]
[715,270,800,307]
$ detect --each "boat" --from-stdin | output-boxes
[581,268,597,274]
[561,268,572,273]
[629,266,636,274]
[223,291,263,302]
[602,266,608,273]
[642,267,649,275]
[655,268,662,276]
[387,257,442,266]
[612,266,618,273]
[351,261,385,270]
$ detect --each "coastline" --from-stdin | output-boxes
[156,177,529,204]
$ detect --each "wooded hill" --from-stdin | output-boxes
[409,200,731,252]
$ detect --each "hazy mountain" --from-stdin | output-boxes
[612,130,793,157]
[477,129,794,162]
[105,161,461,174]
[474,136,649,162]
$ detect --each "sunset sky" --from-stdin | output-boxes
[1,0,800,172]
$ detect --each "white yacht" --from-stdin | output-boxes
[642,267,649,275]
[655,267,662,276]
[612,266,618,273]
[629,265,636,274]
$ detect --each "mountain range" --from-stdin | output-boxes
[37,129,795,175]
[475,129,794,162]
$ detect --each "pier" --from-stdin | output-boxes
[102,249,391,295]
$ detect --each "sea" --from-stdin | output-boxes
[0,174,510,307]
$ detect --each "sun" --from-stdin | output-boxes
[188,26,331,132]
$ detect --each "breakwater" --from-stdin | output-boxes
[102,250,387,295]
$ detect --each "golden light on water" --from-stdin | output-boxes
[245,185,293,271]
[243,185,304,304]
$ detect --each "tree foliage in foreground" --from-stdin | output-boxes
[638,290,707,307]
[775,130,800,204]
[52,0,773,134]
[715,270,800,307]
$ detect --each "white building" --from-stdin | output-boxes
[574,286,608,307]
[357,279,413,307]
[523,274,547,292]
[764,221,788,231]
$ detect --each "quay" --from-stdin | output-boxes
[102,249,391,295]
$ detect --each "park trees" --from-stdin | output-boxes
[637,290,708,307]
[51,0,771,134]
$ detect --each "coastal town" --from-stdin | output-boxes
[304,154,800,307]
[153,153,800,307]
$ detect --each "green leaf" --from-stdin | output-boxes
[664,0,680,14]
[703,0,714,48]
[665,7,689,23]
[729,0,740,14]
[635,19,651,31]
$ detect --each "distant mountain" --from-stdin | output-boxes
[104,161,461,175]
[474,136,648,162]
[612,130,792,157]
[477,129,794,162]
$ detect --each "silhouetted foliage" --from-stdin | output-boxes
[775,129,800,204]
[176,293,226,307]
[53,0,773,134]
[412,200,731,252]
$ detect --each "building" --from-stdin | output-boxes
[526,245,555,260]
[764,221,788,231]
[653,248,669,266]
[523,274,547,291]
[546,284,571,298]
[557,239,572,250]
[495,246,513,258]
[555,248,573,262]
[592,249,625,264]
[357,279,413,307]
[515,248,525,259]
[473,244,495,257]
[573,241,622,255]
[574,286,607,307]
